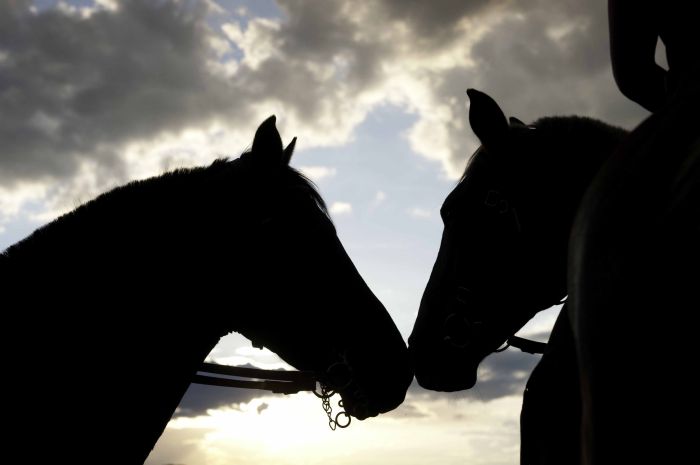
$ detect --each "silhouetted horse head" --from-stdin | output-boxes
[1,116,412,463]
[230,117,413,419]
[408,90,626,391]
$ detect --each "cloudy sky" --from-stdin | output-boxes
[1,1,654,464]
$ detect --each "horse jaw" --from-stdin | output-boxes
[409,339,484,392]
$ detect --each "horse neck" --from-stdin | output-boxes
[2,167,264,335]
[1,169,269,464]
[508,117,628,305]
[535,117,628,233]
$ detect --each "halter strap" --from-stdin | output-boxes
[505,335,547,354]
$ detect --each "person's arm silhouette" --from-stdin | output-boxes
[608,0,667,112]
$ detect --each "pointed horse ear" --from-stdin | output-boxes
[509,116,526,127]
[467,89,509,147]
[251,115,284,168]
[282,137,297,165]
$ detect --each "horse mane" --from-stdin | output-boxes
[453,114,630,242]
[1,155,328,260]
[532,115,628,154]
[102,156,328,216]
[209,156,329,216]
[461,115,628,183]
[529,116,628,193]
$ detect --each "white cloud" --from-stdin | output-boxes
[221,18,282,69]
[330,201,353,216]
[372,190,387,208]
[298,165,337,182]
[0,182,50,230]
[408,207,433,219]
[95,0,119,10]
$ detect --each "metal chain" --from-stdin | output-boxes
[318,382,351,430]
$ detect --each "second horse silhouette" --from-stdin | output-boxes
[409,88,628,464]
[410,86,700,464]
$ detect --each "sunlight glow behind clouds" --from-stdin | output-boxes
[149,392,525,465]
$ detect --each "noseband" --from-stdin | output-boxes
[442,286,548,356]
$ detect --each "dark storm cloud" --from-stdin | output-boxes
[175,381,274,418]
[0,0,391,188]
[275,0,495,56]
[467,349,541,400]
[468,0,614,118]
[0,0,234,185]
[0,0,649,216]
[379,0,494,35]
[409,349,541,402]
[418,0,648,174]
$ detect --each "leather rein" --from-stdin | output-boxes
[193,358,353,430]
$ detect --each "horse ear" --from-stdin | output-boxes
[509,116,526,127]
[251,115,284,167]
[282,137,297,165]
[467,89,509,146]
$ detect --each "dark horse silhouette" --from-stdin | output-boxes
[410,87,699,463]
[407,89,622,464]
[569,85,700,463]
[571,2,700,463]
[1,117,413,465]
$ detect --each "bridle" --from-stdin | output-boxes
[441,183,556,356]
[193,354,355,430]
[196,190,356,430]
[443,285,549,356]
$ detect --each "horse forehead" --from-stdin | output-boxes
[452,151,492,194]
[466,128,539,179]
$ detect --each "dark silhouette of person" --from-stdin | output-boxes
[571,2,700,465]
[608,0,700,112]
